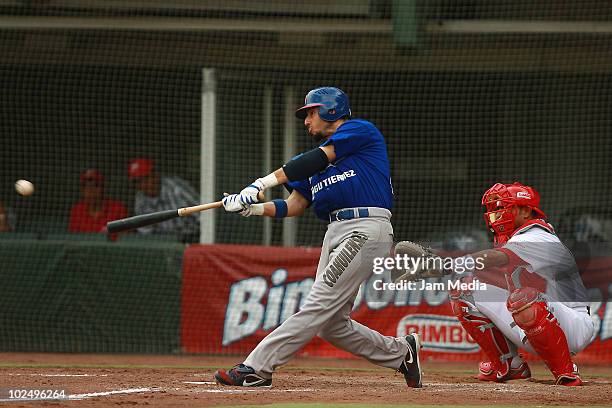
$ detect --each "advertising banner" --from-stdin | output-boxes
[181,244,611,364]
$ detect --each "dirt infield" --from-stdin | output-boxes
[0,353,610,407]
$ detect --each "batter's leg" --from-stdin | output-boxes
[243,219,392,379]
[318,300,407,369]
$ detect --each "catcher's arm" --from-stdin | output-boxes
[471,249,510,268]
[393,241,514,283]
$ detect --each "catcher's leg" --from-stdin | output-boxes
[450,280,529,382]
[507,287,581,386]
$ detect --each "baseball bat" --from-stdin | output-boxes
[106,191,264,233]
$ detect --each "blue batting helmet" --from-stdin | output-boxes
[295,87,351,122]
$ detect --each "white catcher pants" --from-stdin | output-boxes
[473,285,596,355]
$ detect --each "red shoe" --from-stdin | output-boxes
[477,361,531,382]
[555,364,582,386]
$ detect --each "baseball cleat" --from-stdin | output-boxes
[398,333,422,388]
[477,361,531,382]
[214,364,272,387]
[555,364,582,386]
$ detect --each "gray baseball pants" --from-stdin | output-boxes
[243,208,408,379]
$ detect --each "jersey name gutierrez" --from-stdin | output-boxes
[311,170,357,197]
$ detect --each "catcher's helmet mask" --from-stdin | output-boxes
[482,182,546,244]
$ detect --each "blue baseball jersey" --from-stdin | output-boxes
[286,119,393,221]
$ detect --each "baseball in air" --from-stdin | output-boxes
[15,179,35,196]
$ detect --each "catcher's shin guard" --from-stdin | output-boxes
[450,290,518,382]
[507,287,581,386]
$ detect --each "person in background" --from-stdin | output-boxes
[0,200,16,232]
[69,169,127,237]
[128,157,200,243]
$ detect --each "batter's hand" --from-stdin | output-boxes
[238,180,264,206]
[222,193,246,213]
[239,203,264,217]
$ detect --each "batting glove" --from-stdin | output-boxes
[222,193,247,213]
[240,203,264,217]
[237,179,264,206]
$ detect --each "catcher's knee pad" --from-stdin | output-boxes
[451,294,517,381]
[449,278,478,319]
[449,276,474,303]
[506,287,576,382]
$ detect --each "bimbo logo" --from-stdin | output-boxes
[516,191,531,199]
[222,269,314,346]
[397,314,479,353]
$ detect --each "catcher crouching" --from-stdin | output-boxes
[395,182,595,386]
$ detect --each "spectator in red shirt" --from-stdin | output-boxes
[0,200,16,232]
[69,169,127,235]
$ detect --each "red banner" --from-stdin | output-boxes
[181,244,612,364]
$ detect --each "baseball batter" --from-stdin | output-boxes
[214,87,422,388]
[449,182,595,385]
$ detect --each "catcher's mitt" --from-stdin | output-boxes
[392,241,448,283]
